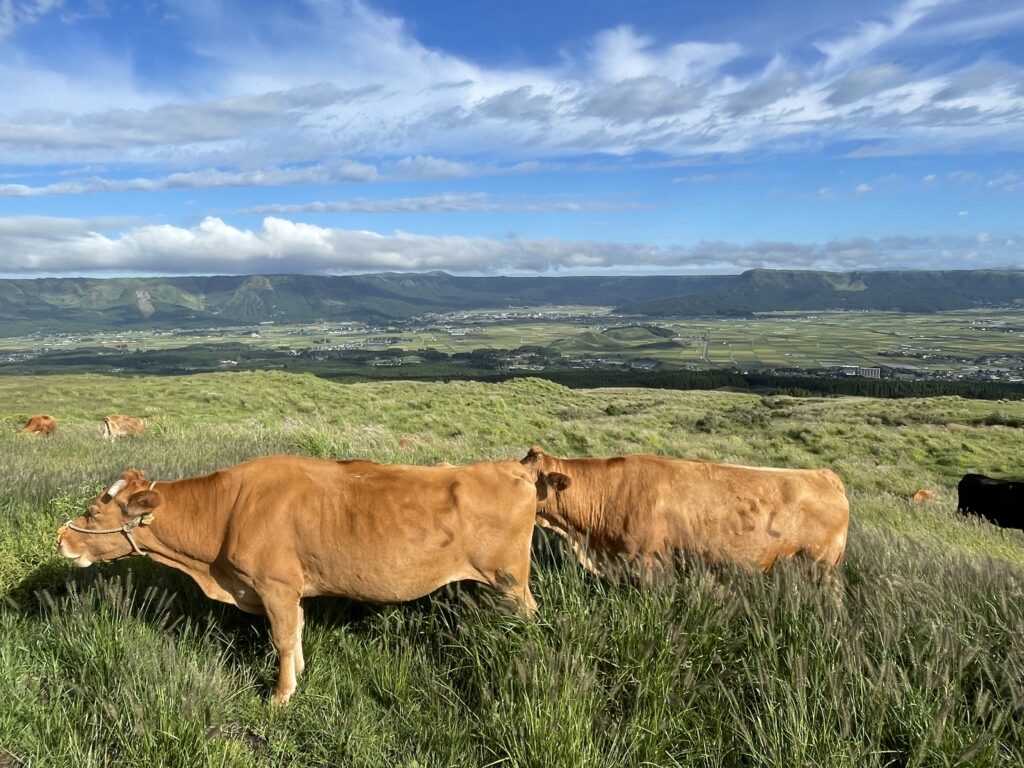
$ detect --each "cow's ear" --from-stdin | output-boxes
[522,445,545,464]
[546,472,571,493]
[121,468,148,485]
[126,490,161,515]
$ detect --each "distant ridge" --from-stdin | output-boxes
[0,269,1021,334]
[616,269,1024,316]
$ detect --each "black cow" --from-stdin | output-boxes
[957,473,1024,530]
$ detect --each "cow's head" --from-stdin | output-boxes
[520,445,551,470]
[520,445,571,510]
[57,469,162,567]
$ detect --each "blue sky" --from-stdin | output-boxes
[0,0,1022,276]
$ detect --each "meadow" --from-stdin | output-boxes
[2,371,1024,766]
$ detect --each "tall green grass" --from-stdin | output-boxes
[2,373,1023,766]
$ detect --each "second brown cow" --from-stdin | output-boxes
[521,446,849,578]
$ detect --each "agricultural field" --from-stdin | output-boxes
[2,372,1024,766]
[3,308,1023,381]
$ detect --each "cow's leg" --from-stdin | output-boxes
[506,578,538,618]
[489,559,537,619]
[500,579,537,618]
[293,605,306,678]
[262,588,303,706]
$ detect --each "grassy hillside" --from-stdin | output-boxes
[2,373,1024,766]
[601,324,677,341]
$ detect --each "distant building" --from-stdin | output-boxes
[857,367,881,379]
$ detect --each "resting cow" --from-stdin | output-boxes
[102,414,146,439]
[521,446,849,578]
[957,473,1023,530]
[57,455,554,705]
[19,414,56,436]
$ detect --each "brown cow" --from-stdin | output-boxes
[910,489,935,504]
[521,446,849,578]
[57,455,553,705]
[102,414,146,439]
[20,414,56,436]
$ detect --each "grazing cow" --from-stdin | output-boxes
[521,446,849,578]
[957,473,1024,530]
[910,489,935,504]
[102,414,146,439]
[20,414,56,436]
[57,455,550,705]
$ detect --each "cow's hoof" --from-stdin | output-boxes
[270,690,293,707]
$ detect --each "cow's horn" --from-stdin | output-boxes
[105,479,127,498]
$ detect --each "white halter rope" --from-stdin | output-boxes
[58,480,158,557]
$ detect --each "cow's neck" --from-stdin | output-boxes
[134,474,232,571]
[547,458,610,541]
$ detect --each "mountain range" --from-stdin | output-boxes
[0,269,1022,334]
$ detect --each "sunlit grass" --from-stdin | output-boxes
[2,372,1023,766]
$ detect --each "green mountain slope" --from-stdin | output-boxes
[0,273,733,334]
[617,269,1024,316]
[0,269,1022,335]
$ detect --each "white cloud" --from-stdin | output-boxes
[1,215,1020,276]
[391,156,476,180]
[815,0,949,70]
[912,5,1024,41]
[854,183,872,195]
[0,83,371,153]
[0,0,1021,177]
[987,171,1023,192]
[0,162,378,196]
[587,27,741,82]
[948,170,978,183]
[826,64,908,105]
[672,174,718,184]
[0,0,63,39]
[958,210,970,216]
[242,193,636,215]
